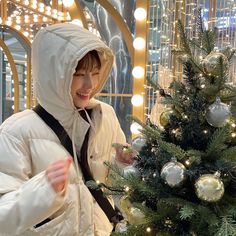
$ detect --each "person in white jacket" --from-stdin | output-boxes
[0,23,134,236]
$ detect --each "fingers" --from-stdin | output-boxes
[46,157,73,193]
[114,143,136,166]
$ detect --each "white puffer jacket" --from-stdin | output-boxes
[0,23,126,236]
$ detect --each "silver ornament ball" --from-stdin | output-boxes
[206,97,231,127]
[195,173,224,202]
[115,220,128,233]
[123,165,140,178]
[132,136,146,152]
[161,160,186,187]
[203,52,229,75]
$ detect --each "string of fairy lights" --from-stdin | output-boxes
[146,0,236,119]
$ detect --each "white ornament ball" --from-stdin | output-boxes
[195,173,224,202]
[132,136,146,152]
[206,97,231,127]
[202,52,229,75]
[161,160,186,187]
[115,220,128,233]
[123,165,140,178]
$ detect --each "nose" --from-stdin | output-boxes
[83,73,93,89]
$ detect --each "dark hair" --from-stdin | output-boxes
[75,50,101,72]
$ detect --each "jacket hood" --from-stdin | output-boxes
[32,23,114,125]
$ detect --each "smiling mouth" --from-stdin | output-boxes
[76,92,90,100]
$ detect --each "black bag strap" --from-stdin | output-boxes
[33,104,123,225]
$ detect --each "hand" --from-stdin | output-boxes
[46,157,72,193]
[113,143,137,166]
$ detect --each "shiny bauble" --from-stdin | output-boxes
[123,165,140,178]
[115,220,128,233]
[195,173,224,202]
[127,207,145,224]
[202,52,229,76]
[161,160,186,187]
[132,136,146,152]
[206,97,231,127]
[160,109,174,127]
[120,196,132,214]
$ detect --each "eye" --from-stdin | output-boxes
[92,72,100,76]
[74,72,85,76]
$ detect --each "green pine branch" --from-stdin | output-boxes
[196,8,204,35]
[188,39,208,55]
[158,140,186,161]
[221,47,236,62]
[202,28,217,54]
[221,147,236,165]
[215,216,236,236]
[204,126,229,160]
[179,205,195,220]
[127,116,161,140]
[185,149,203,165]
[177,20,192,56]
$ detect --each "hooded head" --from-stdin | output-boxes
[32,23,114,123]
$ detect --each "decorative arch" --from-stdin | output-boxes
[95,0,134,64]
[0,38,19,112]
[66,1,88,29]
[0,25,32,109]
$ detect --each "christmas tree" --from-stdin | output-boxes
[106,10,236,236]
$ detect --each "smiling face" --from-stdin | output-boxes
[71,50,101,109]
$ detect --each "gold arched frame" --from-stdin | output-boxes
[0,25,32,110]
[132,0,149,124]
[65,1,88,29]
[0,38,19,112]
[95,0,134,64]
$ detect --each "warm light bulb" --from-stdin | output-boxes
[131,94,143,107]
[62,0,74,7]
[6,20,12,26]
[185,160,190,166]
[23,31,29,37]
[15,25,21,30]
[133,37,145,50]
[130,122,142,134]
[125,186,130,192]
[134,8,147,20]
[132,66,144,78]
